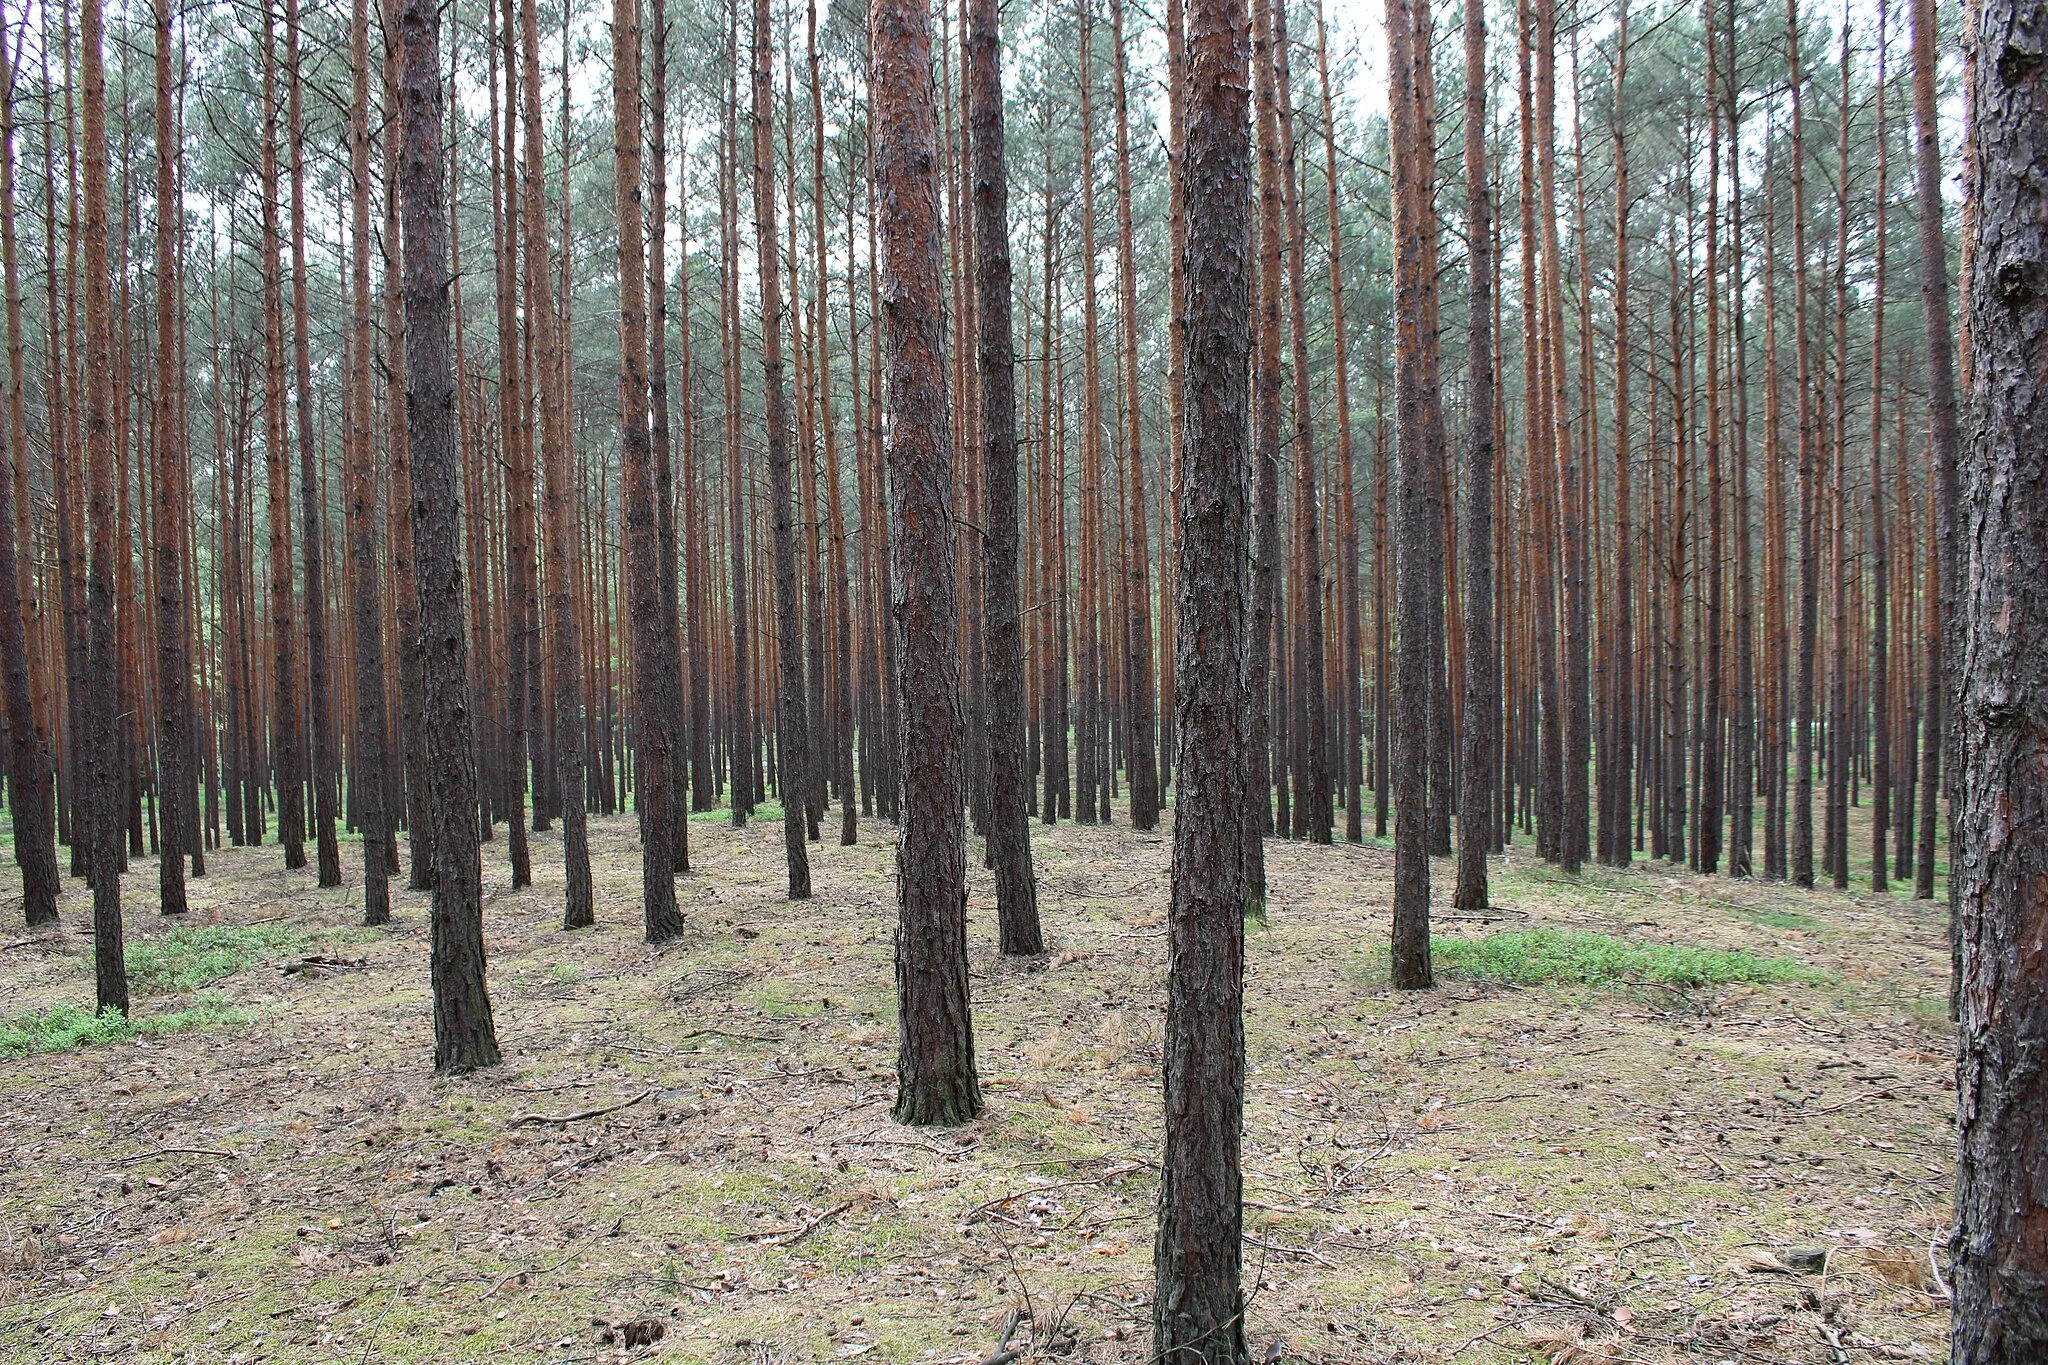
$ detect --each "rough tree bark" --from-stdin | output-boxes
[80,0,127,1014]
[752,0,811,900]
[345,0,391,925]
[287,0,339,888]
[1454,0,1495,912]
[1151,0,1251,1350]
[1388,0,1441,988]
[518,0,591,928]
[398,0,499,1071]
[0,28,59,925]
[1951,0,2048,1349]
[151,0,193,915]
[617,0,687,936]
[967,0,1041,954]
[874,0,982,1128]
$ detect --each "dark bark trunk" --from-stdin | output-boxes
[752,0,810,900]
[1951,2,2048,1348]
[1454,0,1494,911]
[80,0,126,1015]
[1387,0,1439,988]
[874,0,982,1127]
[152,0,191,914]
[1152,0,1251,1352]
[616,0,687,936]
[287,0,339,889]
[346,0,391,925]
[968,0,1040,954]
[398,0,499,1071]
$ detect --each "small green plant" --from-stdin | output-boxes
[1431,928,1823,989]
[550,962,580,983]
[0,993,250,1058]
[119,924,304,994]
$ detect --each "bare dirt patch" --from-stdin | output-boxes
[0,806,1954,1362]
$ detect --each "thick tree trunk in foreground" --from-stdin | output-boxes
[399,0,499,1071]
[968,0,1040,956]
[874,0,981,1128]
[1951,3,2048,1354]
[1152,0,1250,1353]
[752,0,810,901]
[153,0,192,915]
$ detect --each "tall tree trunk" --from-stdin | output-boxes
[1243,0,1282,909]
[1454,0,1494,909]
[1788,0,1817,889]
[260,4,305,872]
[968,0,1041,953]
[0,26,59,925]
[875,0,981,1128]
[1270,0,1327,846]
[1152,0,1251,1350]
[1602,0,1633,870]
[399,0,499,1070]
[648,0,689,870]
[1108,0,1159,832]
[79,0,126,1013]
[519,0,591,927]
[1952,0,2048,1348]
[1868,3,1890,895]
[1908,0,1958,908]
[345,0,392,924]
[1310,0,1361,848]
[150,0,191,914]
[287,0,338,888]
[614,0,687,935]
[752,0,810,900]
[1388,0,1440,987]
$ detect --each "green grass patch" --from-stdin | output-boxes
[690,799,787,823]
[1734,904,1822,931]
[0,992,250,1058]
[119,923,307,993]
[1431,928,1823,989]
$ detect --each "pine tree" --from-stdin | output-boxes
[876,0,982,1128]
[1152,0,1252,1348]
[398,0,499,1070]
[968,0,1042,954]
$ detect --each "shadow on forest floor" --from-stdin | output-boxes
[0,797,1954,1362]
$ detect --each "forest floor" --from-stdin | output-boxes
[0,796,1957,1364]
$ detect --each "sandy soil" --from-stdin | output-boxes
[0,799,1956,1363]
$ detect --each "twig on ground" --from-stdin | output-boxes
[740,1199,856,1246]
[676,1029,784,1044]
[481,1248,583,1299]
[511,1089,652,1126]
[115,1147,238,1164]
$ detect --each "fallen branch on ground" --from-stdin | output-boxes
[511,1089,651,1126]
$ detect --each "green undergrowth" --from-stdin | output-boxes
[0,992,249,1059]
[1734,904,1823,931]
[689,798,787,823]
[93,922,379,995]
[1431,927,1824,990]
[122,923,304,992]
